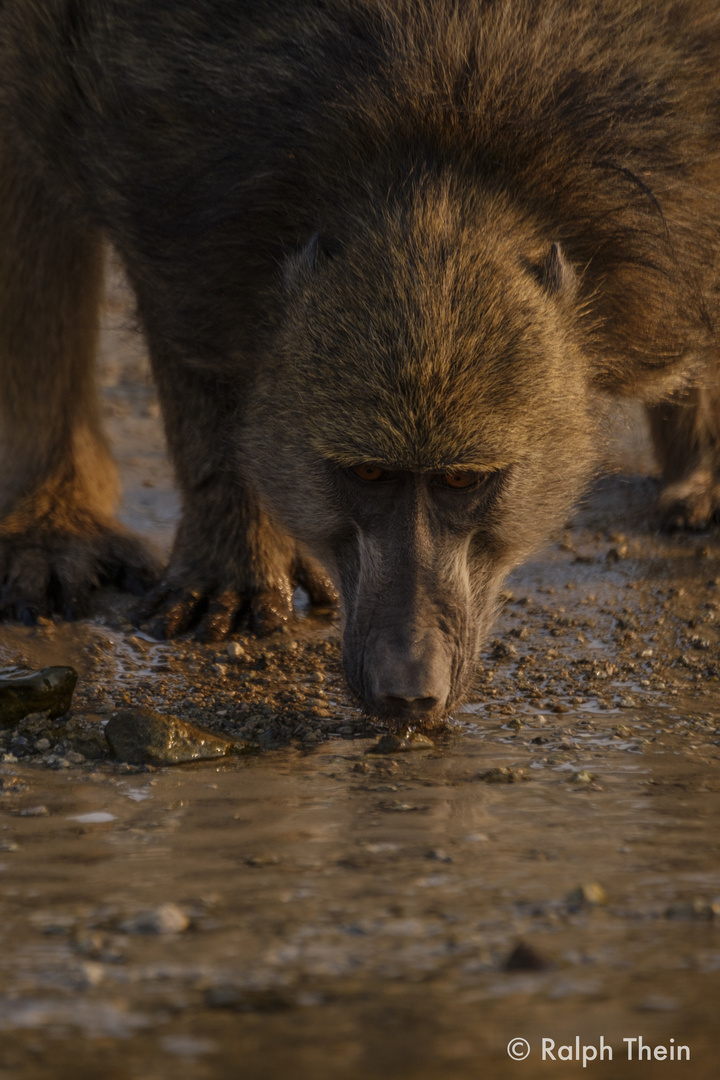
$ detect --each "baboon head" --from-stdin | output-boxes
[242,178,597,723]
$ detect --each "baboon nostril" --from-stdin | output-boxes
[382,695,439,715]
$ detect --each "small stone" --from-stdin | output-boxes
[504,941,554,972]
[0,666,78,727]
[478,767,526,783]
[0,839,19,851]
[34,738,51,752]
[226,642,246,661]
[369,732,434,754]
[105,708,246,765]
[244,854,281,867]
[0,776,26,794]
[19,805,49,817]
[566,882,608,908]
[570,769,595,784]
[120,902,190,935]
[426,849,453,863]
[65,750,86,765]
[665,899,720,921]
[379,801,421,812]
[212,663,228,677]
[490,640,518,660]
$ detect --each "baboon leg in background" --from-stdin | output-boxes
[135,350,336,642]
[0,141,160,622]
[646,372,720,530]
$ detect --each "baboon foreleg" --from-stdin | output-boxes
[134,353,336,641]
[646,370,720,530]
[0,148,160,622]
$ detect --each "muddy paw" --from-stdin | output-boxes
[0,527,162,624]
[135,555,338,642]
[657,473,720,532]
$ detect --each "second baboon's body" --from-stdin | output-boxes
[0,1,719,717]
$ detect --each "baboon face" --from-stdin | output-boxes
[242,184,596,721]
[326,463,510,721]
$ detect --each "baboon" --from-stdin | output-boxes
[1,0,719,722]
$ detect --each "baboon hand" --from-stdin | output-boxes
[134,555,337,642]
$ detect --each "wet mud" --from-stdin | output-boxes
[1,266,719,1078]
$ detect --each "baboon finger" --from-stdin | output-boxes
[249,585,293,636]
[140,587,207,639]
[294,562,338,608]
[197,589,244,643]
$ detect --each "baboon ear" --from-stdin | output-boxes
[538,242,576,300]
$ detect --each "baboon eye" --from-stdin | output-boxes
[352,464,386,482]
[441,470,482,489]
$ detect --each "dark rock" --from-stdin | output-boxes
[0,666,77,727]
[504,941,554,972]
[104,708,248,765]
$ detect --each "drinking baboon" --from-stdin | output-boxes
[1,0,719,720]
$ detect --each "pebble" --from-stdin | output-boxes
[504,941,554,972]
[664,898,720,921]
[104,708,246,765]
[426,849,453,863]
[226,642,246,661]
[570,769,595,784]
[120,902,190,935]
[478,767,527,783]
[0,776,25,794]
[379,801,421,812]
[566,882,608,908]
[369,732,435,754]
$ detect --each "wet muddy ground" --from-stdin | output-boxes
[1,268,719,1078]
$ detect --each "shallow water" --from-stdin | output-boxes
[1,695,719,1079]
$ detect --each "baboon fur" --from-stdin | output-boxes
[1,0,719,719]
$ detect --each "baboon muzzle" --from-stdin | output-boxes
[364,630,453,720]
